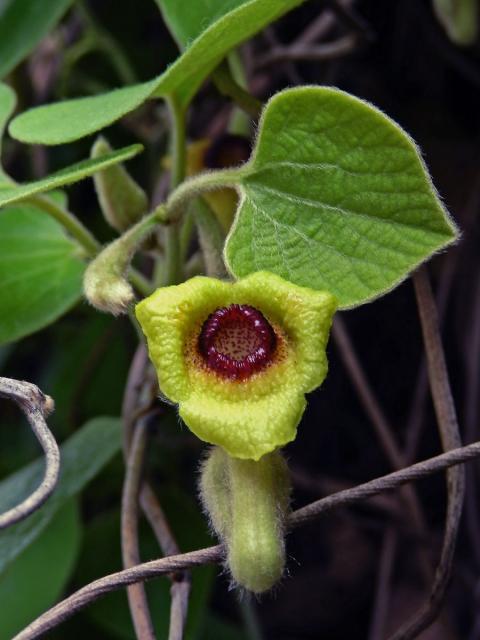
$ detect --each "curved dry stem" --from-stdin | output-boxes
[121,418,156,640]
[332,317,431,581]
[387,268,466,640]
[14,439,480,640]
[122,345,191,640]
[0,377,60,530]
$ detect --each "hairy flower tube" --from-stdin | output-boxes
[135,271,336,460]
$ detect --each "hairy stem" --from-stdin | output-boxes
[165,167,243,222]
[27,195,100,258]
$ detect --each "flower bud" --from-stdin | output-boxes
[92,136,148,232]
[83,238,135,315]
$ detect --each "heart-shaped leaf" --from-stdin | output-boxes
[0,204,85,345]
[0,143,142,208]
[225,87,458,308]
[9,0,303,145]
[0,416,121,573]
[0,0,74,80]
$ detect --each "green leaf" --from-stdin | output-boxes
[225,87,458,308]
[0,143,143,208]
[0,204,85,345]
[44,313,132,431]
[0,500,81,640]
[0,0,74,79]
[76,487,215,640]
[155,0,247,48]
[9,0,303,145]
[0,416,121,573]
[0,83,15,181]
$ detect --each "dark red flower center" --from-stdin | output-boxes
[198,304,276,380]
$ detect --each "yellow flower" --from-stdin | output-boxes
[136,272,336,460]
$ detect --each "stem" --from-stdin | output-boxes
[179,207,195,263]
[78,1,136,85]
[193,198,227,278]
[227,51,252,136]
[389,268,466,640]
[28,195,152,300]
[332,317,432,581]
[164,96,187,285]
[212,61,262,119]
[84,208,163,313]
[28,195,100,257]
[121,419,156,640]
[165,167,243,222]
[122,346,191,640]
[0,378,59,530]
[16,440,480,640]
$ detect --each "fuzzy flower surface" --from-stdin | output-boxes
[136,272,336,460]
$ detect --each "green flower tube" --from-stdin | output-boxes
[135,271,336,461]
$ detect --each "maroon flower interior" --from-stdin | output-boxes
[198,304,276,380]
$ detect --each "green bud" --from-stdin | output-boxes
[84,207,163,315]
[91,136,148,232]
[200,446,291,594]
[83,237,135,315]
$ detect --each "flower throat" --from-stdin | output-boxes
[198,304,276,380]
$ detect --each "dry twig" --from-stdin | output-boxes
[122,418,156,640]
[256,34,359,69]
[0,377,59,530]
[388,268,466,640]
[332,317,431,580]
[122,344,191,640]
[14,439,480,640]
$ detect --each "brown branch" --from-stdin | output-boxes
[14,545,223,640]
[367,253,458,636]
[123,344,191,640]
[140,484,191,640]
[289,440,479,527]
[388,268,466,640]
[464,276,480,568]
[404,251,458,462]
[255,34,358,69]
[14,440,480,640]
[122,419,156,639]
[332,317,431,580]
[0,377,59,530]
[332,318,407,470]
